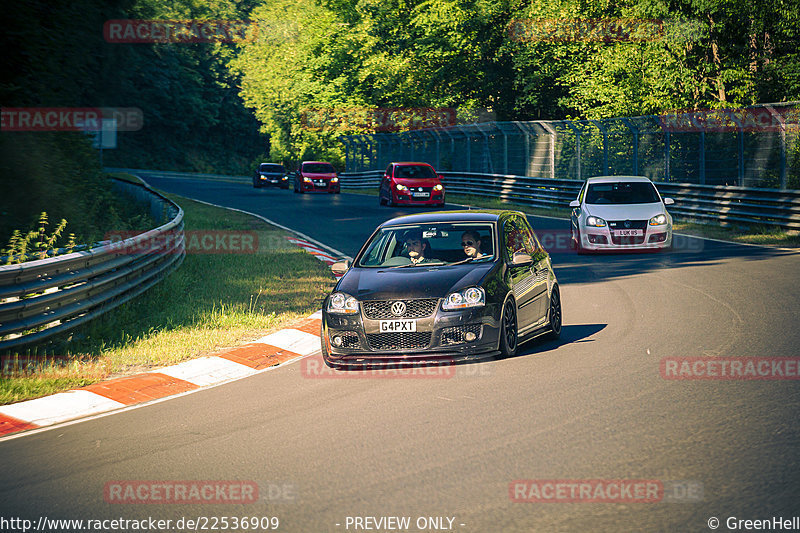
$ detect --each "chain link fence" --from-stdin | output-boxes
[340,102,800,190]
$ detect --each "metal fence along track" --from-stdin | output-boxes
[339,170,800,230]
[0,179,185,351]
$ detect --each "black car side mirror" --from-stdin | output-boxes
[512,252,532,265]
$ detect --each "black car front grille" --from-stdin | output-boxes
[440,324,483,346]
[366,332,432,350]
[362,299,439,319]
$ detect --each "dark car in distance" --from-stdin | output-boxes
[379,162,445,207]
[293,161,340,193]
[321,210,562,368]
[253,163,289,189]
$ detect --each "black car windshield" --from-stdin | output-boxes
[395,165,437,179]
[259,164,284,173]
[356,222,496,268]
[585,182,661,204]
[303,163,335,173]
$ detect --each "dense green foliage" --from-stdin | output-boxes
[2,0,266,243]
[233,0,799,162]
[3,0,798,237]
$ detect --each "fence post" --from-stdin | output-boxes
[540,121,557,179]
[621,118,639,175]
[592,120,609,175]
[738,127,745,186]
[765,105,788,189]
[565,122,582,181]
[699,130,706,185]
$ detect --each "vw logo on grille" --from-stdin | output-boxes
[390,301,407,316]
[624,220,632,228]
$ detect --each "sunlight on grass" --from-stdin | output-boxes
[1,183,336,404]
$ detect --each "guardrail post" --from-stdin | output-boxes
[664,130,671,182]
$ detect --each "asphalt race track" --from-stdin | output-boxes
[2,174,799,532]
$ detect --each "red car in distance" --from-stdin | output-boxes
[293,161,340,193]
[379,162,445,207]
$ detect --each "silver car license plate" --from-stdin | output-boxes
[612,229,643,237]
[379,320,417,332]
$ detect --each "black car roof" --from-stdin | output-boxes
[379,209,516,227]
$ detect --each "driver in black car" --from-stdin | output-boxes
[402,229,435,264]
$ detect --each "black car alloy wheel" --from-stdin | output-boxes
[500,298,518,358]
[546,286,562,339]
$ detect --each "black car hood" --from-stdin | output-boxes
[336,262,496,300]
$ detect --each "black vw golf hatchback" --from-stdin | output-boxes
[321,210,562,368]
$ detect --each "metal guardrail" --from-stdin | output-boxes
[106,167,250,184]
[0,179,185,351]
[340,170,800,230]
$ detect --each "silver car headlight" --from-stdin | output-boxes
[586,216,607,227]
[328,292,359,314]
[649,214,668,226]
[442,287,485,310]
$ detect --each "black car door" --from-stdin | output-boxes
[503,215,542,332]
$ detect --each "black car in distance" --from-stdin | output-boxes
[322,210,562,368]
[253,162,289,189]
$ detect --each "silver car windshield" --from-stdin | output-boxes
[586,182,660,204]
[357,223,496,268]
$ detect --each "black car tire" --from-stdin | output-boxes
[499,298,518,359]
[544,285,562,340]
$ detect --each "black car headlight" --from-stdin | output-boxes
[328,292,359,314]
[442,287,485,310]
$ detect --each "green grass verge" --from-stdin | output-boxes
[1,185,336,405]
[345,188,800,248]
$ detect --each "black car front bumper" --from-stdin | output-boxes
[322,302,502,366]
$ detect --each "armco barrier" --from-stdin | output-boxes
[0,179,185,351]
[339,170,800,230]
[106,167,250,184]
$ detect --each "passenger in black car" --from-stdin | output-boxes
[461,230,485,259]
